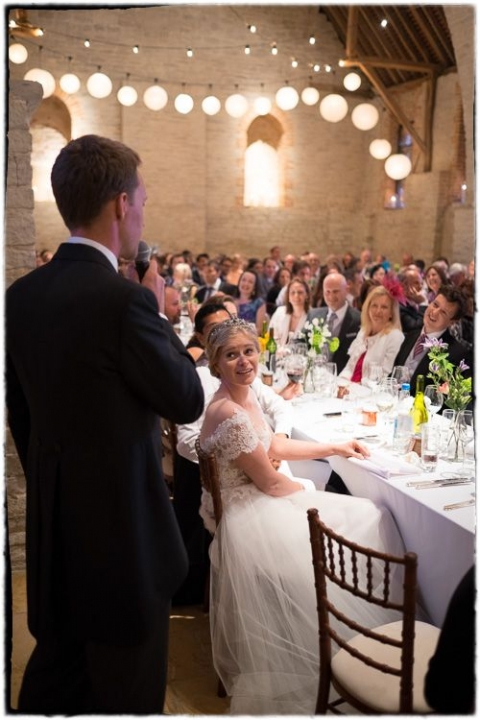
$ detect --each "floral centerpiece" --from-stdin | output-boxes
[424,337,471,411]
[424,337,472,461]
[302,317,340,391]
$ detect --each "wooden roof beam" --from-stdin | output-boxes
[344,55,439,75]
[390,5,431,64]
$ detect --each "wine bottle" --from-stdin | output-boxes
[410,374,429,434]
[266,329,277,374]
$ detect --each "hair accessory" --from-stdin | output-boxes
[382,272,407,306]
[206,316,254,343]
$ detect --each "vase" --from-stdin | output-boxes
[445,411,462,463]
[303,358,316,393]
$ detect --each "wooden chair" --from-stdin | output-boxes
[307,507,441,714]
[160,419,178,497]
[195,438,226,699]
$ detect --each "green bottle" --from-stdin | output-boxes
[266,329,277,374]
[411,374,429,434]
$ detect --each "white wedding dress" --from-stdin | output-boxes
[200,407,408,715]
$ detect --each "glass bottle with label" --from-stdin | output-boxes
[411,374,429,435]
[265,329,277,374]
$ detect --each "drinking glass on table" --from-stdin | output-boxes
[374,380,398,439]
[392,365,411,389]
[424,385,443,422]
[457,410,474,474]
[284,352,307,387]
[313,360,337,398]
[439,409,456,460]
[421,424,440,472]
[362,362,384,392]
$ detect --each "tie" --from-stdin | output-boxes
[413,332,426,357]
[204,286,214,300]
[327,312,338,335]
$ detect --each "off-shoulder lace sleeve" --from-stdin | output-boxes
[204,408,260,461]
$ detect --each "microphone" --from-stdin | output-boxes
[135,240,152,280]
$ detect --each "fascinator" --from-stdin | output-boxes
[382,272,407,306]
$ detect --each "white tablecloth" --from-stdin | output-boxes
[289,396,475,626]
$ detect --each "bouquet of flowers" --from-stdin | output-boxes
[424,337,471,411]
[302,317,340,381]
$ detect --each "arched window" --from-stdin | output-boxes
[30,95,71,202]
[244,114,284,208]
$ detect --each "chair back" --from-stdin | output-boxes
[195,438,223,525]
[307,507,418,714]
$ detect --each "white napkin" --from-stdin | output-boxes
[347,449,422,478]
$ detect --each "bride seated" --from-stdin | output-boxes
[199,317,410,715]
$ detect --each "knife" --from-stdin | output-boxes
[444,498,476,510]
[414,480,474,490]
[407,477,471,488]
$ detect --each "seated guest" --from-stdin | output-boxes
[266,267,292,317]
[198,317,408,714]
[338,284,404,385]
[424,565,475,714]
[235,269,266,334]
[269,278,311,346]
[424,263,449,302]
[450,278,474,349]
[191,252,209,286]
[257,257,279,299]
[164,286,182,326]
[398,267,427,333]
[393,284,472,396]
[344,266,363,308]
[307,272,361,373]
[185,301,232,366]
[195,260,236,303]
[368,263,386,284]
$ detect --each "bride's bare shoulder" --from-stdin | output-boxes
[207,396,244,424]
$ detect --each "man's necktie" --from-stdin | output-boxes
[413,332,427,357]
[327,312,338,335]
[204,286,214,300]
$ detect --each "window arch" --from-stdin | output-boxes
[30,95,72,202]
[244,114,284,208]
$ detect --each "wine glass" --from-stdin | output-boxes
[424,385,443,422]
[362,362,384,392]
[392,365,411,393]
[284,352,307,386]
[457,410,474,474]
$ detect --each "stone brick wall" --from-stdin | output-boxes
[6,81,43,570]
[7,5,475,266]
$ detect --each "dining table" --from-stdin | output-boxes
[286,391,475,628]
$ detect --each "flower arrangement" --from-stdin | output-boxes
[303,317,340,359]
[424,337,472,411]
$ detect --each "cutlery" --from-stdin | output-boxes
[407,477,471,488]
[414,481,474,490]
[443,498,475,511]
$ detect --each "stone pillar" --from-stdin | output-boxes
[6,80,43,570]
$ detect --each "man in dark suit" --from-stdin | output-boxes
[398,267,427,333]
[194,260,236,303]
[393,284,472,395]
[307,272,361,373]
[6,135,204,714]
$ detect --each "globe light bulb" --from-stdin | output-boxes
[60,72,81,94]
[319,94,348,123]
[275,86,299,111]
[117,85,138,107]
[225,93,248,118]
[351,103,379,130]
[143,85,168,111]
[9,43,28,64]
[202,95,221,116]
[343,72,361,91]
[174,92,194,114]
[369,139,392,160]
[301,86,320,106]
[86,71,112,99]
[24,68,56,98]
[385,154,412,180]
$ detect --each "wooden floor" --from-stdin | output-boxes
[10,571,230,715]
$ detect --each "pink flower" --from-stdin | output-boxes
[438,381,450,395]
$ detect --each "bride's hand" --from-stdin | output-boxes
[334,440,370,459]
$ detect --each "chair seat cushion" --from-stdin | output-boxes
[331,620,441,713]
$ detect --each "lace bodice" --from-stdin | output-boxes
[201,408,272,491]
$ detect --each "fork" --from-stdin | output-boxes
[443,498,476,511]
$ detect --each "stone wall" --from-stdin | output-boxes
[5,81,43,570]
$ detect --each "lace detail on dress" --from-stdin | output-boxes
[201,408,271,491]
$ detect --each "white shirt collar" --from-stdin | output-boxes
[327,301,348,325]
[67,237,118,271]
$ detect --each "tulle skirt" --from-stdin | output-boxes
[208,484,407,715]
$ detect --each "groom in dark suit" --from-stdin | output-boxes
[393,284,472,396]
[6,135,204,714]
[307,272,361,373]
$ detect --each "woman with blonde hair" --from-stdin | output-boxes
[338,284,404,384]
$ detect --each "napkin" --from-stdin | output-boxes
[347,449,422,478]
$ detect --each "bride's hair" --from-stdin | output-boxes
[205,318,259,378]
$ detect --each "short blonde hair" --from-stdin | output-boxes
[206,318,259,378]
[361,285,401,336]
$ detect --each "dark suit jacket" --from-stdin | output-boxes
[6,243,204,645]
[307,305,361,373]
[400,302,425,334]
[393,327,473,396]
[195,280,235,304]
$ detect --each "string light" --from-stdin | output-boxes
[380,19,388,28]
[291,58,298,68]
[271,43,278,56]
[132,45,139,54]
[117,74,138,106]
[143,80,168,111]
[86,67,112,99]
[84,38,90,48]
[244,45,250,55]
[9,42,28,64]
[186,47,194,58]
[324,64,332,73]
[59,56,80,94]
[309,35,315,45]
[313,63,321,72]
[202,86,221,115]
[175,86,194,114]
[248,24,256,33]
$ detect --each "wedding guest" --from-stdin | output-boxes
[191,252,209,285]
[199,317,408,714]
[266,266,292,316]
[257,257,278,298]
[425,263,450,302]
[338,284,404,385]
[164,285,182,326]
[195,260,235,303]
[398,267,427,333]
[269,278,311,346]
[448,262,467,286]
[424,565,475,714]
[224,253,245,286]
[6,134,204,714]
[344,266,363,308]
[393,284,472,397]
[369,262,386,284]
[307,272,361,373]
[235,269,266,334]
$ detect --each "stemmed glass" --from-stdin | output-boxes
[457,410,474,475]
[284,351,307,386]
[374,379,398,439]
[362,362,384,392]
[424,385,443,422]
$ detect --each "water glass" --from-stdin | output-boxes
[421,424,440,472]
[439,409,456,460]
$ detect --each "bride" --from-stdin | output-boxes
[199,318,407,715]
